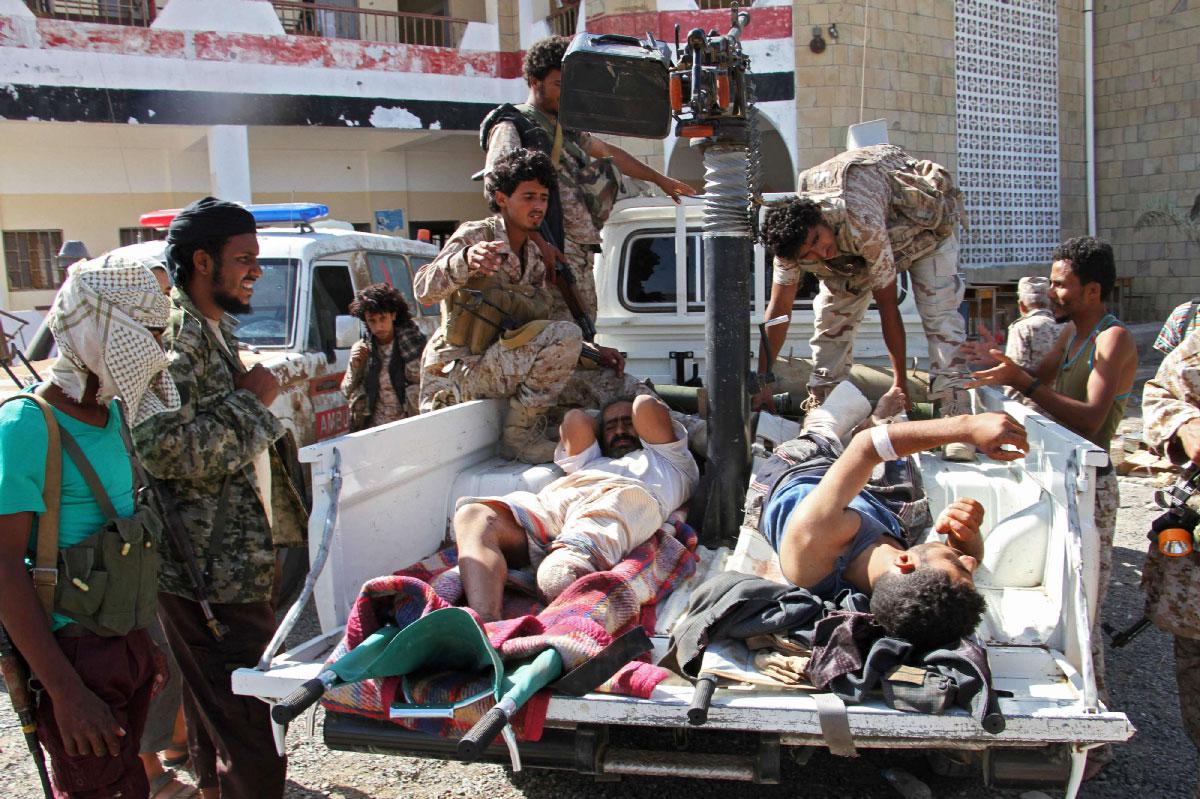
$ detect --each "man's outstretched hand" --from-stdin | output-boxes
[958,323,1002,368]
[965,351,1029,393]
[965,412,1029,461]
[656,176,698,204]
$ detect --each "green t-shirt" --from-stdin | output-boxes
[0,390,134,630]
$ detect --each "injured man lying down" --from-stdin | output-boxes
[453,394,700,621]
[751,383,1029,651]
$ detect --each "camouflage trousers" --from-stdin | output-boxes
[419,321,582,412]
[810,233,968,401]
[1091,469,1118,705]
[1174,635,1200,753]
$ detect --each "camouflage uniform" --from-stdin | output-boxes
[487,116,611,320]
[1141,328,1200,750]
[1003,307,1063,412]
[415,215,582,413]
[132,286,306,797]
[774,145,968,401]
[133,287,306,604]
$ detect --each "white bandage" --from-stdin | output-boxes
[870,425,899,462]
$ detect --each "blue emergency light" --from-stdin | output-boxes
[139,202,330,229]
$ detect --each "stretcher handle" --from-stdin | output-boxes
[687,674,718,726]
[457,706,508,761]
[272,675,329,724]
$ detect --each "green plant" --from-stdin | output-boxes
[1135,192,1200,244]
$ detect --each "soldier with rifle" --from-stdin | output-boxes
[416,148,585,463]
[1140,326,1200,754]
[480,35,695,396]
[132,197,308,799]
[0,258,181,798]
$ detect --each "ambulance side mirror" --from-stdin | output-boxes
[334,315,359,349]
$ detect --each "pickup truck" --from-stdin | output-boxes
[232,387,1134,798]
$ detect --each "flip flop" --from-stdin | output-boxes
[148,769,198,799]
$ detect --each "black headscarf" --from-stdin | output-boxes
[165,197,256,281]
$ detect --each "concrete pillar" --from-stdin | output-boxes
[207,126,252,204]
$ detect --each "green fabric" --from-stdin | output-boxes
[0,388,133,631]
[1055,316,1127,450]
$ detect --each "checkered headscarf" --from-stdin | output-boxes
[46,256,181,426]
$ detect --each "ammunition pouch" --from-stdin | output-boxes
[444,276,552,355]
[54,498,162,638]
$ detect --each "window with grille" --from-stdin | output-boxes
[3,230,65,291]
[954,0,1060,268]
[118,226,167,247]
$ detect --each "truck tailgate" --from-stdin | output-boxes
[542,642,1132,748]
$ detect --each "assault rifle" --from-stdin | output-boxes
[145,481,230,641]
[536,220,597,342]
[552,259,598,343]
[0,623,53,798]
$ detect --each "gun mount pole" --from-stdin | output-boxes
[699,135,753,544]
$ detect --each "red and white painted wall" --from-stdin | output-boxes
[0,0,797,309]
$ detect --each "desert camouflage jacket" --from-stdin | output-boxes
[1140,328,1200,636]
[1143,328,1200,464]
[133,287,306,604]
[414,215,552,371]
[774,144,964,291]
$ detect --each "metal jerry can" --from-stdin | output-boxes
[560,33,673,139]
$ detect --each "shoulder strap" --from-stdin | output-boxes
[551,121,564,167]
[0,394,62,619]
[57,426,121,523]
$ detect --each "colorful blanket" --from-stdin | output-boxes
[321,515,697,740]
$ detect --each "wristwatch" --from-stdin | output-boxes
[1020,376,1042,397]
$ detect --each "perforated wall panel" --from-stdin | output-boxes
[954,0,1061,268]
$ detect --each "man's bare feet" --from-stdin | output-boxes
[871,386,908,425]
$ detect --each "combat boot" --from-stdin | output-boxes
[938,390,977,462]
[500,398,557,464]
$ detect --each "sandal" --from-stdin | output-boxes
[148,769,198,799]
[162,748,190,770]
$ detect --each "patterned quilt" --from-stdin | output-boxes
[321,515,697,741]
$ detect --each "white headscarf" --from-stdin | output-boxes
[46,255,181,426]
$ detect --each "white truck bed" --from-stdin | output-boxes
[233,388,1133,796]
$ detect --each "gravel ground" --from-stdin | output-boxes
[3,421,1198,798]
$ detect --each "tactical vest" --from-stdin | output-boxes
[439,219,552,355]
[5,393,161,637]
[479,103,620,242]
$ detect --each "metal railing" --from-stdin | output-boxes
[546,2,578,37]
[271,1,467,48]
[24,0,155,26]
[696,0,751,8]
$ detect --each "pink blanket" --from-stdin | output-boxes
[322,516,697,740]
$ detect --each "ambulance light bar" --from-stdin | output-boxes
[139,203,330,229]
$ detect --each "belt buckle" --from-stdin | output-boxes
[30,567,59,588]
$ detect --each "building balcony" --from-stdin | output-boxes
[545,1,577,37]
[24,0,156,26]
[270,1,469,48]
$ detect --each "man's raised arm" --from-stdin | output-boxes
[779,414,1026,588]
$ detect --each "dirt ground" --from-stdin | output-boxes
[2,418,1198,798]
